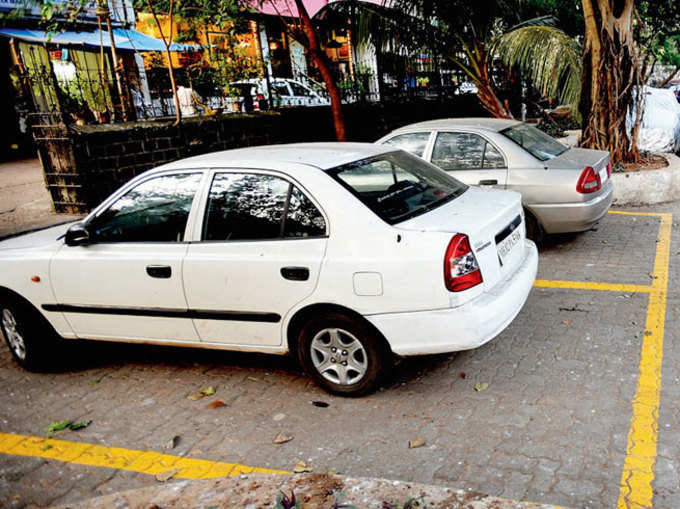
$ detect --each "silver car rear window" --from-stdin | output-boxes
[501,124,568,161]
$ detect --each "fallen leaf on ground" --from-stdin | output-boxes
[187,392,206,401]
[89,379,101,386]
[408,438,425,448]
[293,461,313,473]
[42,444,52,451]
[208,400,227,409]
[166,435,180,449]
[155,468,180,482]
[273,432,293,444]
[202,386,216,396]
[273,413,286,421]
[459,372,466,379]
[474,382,489,392]
[46,420,71,434]
[311,401,329,408]
[562,320,571,326]
[68,420,92,431]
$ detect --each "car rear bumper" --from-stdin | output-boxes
[531,180,613,234]
[366,240,538,356]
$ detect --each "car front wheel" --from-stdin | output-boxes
[297,313,391,397]
[0,297,60,371]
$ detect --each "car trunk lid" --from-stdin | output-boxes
[545,147,611,187]
[395,187,526,291]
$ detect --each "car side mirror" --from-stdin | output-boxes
[64,223,91,246]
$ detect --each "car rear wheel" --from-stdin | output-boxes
[0,297,60,371]
[297,313,391,397]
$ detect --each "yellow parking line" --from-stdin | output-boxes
[608,210,668,217]
[617,213,672,508]
[534,280,652,293]
[0,432,287,479]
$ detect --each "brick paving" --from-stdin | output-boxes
[0,206,679,508]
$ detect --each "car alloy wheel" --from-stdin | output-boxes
[310,328,368,385]
[2,308,26,361]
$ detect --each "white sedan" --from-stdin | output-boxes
[0,143,538,396]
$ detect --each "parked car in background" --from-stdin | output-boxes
[229,78,329,108]
[376,118,613,241]
[0,143,537,396]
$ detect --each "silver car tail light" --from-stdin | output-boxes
[576,166,602,194]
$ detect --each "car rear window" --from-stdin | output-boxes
[501,124,568,161]
[327,151,467,225]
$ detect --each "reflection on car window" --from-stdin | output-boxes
[382,132,431,157]
[432,132,507,170]
[90,173,202,243]
[203,173,326,241]
[329,151,467,225]
[483,143,506,168]
[290,82,311,96]
[501,124,568,161]
[285,186,326,238]
[272,81,290,96]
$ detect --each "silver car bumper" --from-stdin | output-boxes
[530,180,614,234]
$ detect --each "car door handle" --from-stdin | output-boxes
[146,265,172,279]
[281,267,310,281]
[478,179,498,185]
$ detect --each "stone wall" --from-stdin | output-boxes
[47,97,484,212]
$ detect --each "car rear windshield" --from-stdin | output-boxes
[327,151,468,224]
[501,124,568,161]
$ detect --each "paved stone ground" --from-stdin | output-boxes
[0,205,679,509]
[0,158,81,239]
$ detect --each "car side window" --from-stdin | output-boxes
[272,81,291,97]
[203,173,326,241]
[432,132,507,170]
[89,173,202,243]
[382,132,431,157]
[482,143,507,169]
[290,82,311,96]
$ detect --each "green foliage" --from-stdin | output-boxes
[494,25,581,114]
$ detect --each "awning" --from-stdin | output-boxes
[0,28,203,52]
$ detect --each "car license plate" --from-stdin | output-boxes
[497,229,521,262]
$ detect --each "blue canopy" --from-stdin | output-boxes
[0,28,203,52]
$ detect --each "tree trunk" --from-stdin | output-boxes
[147,0,181,126]
[451,41,512,119]
[293,0,347,141]
[469,42,512,119]
[659,66,680,88]
[579,0,641,163]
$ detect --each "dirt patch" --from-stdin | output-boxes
[618,154,669,172]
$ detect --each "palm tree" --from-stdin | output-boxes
[493,25,582,117]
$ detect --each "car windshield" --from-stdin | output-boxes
[328,151,467,224]
[501,124,568,161]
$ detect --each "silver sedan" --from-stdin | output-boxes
[376,118,613,240]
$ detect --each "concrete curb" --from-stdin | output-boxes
[611,153,680,206]
[51,473,566,509]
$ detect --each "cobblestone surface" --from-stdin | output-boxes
[0,206,679,509]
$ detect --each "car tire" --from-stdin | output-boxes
[0,296,61,371]
[297,312,391,397]
[525,210,545,244]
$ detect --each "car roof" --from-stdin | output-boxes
[160,143,395,172]
[389,117,522,134]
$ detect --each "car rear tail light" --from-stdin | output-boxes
[444,234,483,292]
[606,162,612,178]
[576,166,601,194]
